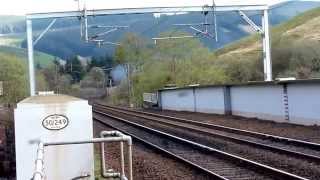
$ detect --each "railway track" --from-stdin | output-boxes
[93,109,308,180]
[94,104,320,179]
[95,104,320,158]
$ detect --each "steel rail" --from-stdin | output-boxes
[95,104,320,150]
[94,117,227,180]
[94,105,320,163]
[93,110,308,180]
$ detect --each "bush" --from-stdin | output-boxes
[0,53,27,103]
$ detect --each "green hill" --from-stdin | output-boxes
[211,6,320,81]
[216,7,320,57]
[0,46,55,67]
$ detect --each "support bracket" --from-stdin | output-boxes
[33,19,57,46]
[238,10,263,34]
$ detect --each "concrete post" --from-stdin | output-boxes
[262,9,272,81]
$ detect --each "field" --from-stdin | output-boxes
[0,45,55,67]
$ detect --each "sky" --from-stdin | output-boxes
[0,0,293,15]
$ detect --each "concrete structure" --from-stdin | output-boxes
[161,89,195,112]
[287,83,320,125]
[230,84,285,122]
[157,80,320,126]
[14,94,94,180]
[195,87,227,114]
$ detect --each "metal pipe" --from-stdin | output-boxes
[31,132,133,180]
[99,131,132,179]
[34,19,57,46]
[26,19,36,96]
[238,10,263,33]
[128,138,133,180]
[33,142,44,180]
[26,5,269,20]
[101,141,121,178]
[152,35,194,40]
[44,137,131,146]
[120,142,125,179]
[100,142,107,176]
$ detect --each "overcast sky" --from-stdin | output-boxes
[0,0,296,15]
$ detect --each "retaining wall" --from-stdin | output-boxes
[158,80,320,126]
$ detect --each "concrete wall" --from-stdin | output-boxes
[195,87,225,114]
[230,85,285,122]
[158,81,320,126]
[161,89,195,112]
[287,84,320,125]
[160,87,226,114]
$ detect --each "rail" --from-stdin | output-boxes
[94,110,308,180]
[95,105,320,163]
[96,104,320,149]
[31,131,132,180]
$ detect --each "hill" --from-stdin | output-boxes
[216,6,320,56]
[213,6,320,81]
[0,46,55,67]
[1,1,320,59]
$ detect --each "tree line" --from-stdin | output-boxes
[111,31,320,106]
[0,53,114,104]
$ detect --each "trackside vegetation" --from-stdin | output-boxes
[111,7,320,106]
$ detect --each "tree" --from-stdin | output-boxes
[114,33,148,67]
[65,56,85,82]
[81,67,105,88]
[0,53,28,103]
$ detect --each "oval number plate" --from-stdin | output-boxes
[42,114,69,130]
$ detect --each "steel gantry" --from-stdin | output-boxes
[26,3,272,96]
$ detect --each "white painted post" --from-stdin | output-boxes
[26,19,36,96]
[262,9,272,81]
[84,7,89,42]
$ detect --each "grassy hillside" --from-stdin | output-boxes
[208,6,320,83]
[0,46,55,67]
[216,7,320,57]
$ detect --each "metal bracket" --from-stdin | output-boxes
[238,10,264,34]
[88,25,128,42]
[152,35,195,44]
[33,19,57,46]
[90,39,121,47]
[152,2,218,44]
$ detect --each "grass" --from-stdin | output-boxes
[0,45,55,67]
[215,6,320,56]
[95,150,103,179]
